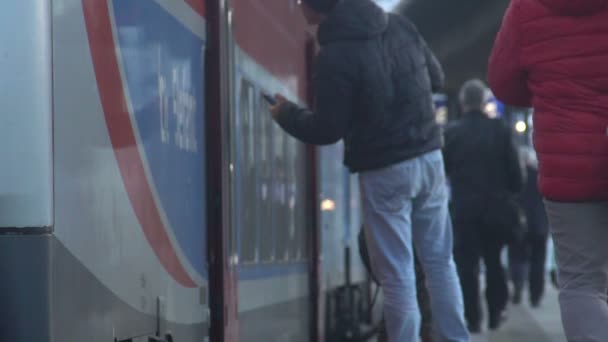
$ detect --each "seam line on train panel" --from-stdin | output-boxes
[0,226,54,235]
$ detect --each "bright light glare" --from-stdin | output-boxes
[485,102,498,118]
[515,120,527,133]
[321,199,336,212]
[374,0,401,11]
[435,107,448,125]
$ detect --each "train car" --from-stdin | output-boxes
[0,1,374,341]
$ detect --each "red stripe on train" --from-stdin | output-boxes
[185,0,206,17]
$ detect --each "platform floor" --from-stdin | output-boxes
[367,283,566,342]
[471,286,565,342]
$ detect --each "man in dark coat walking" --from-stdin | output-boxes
[443,79,524,333]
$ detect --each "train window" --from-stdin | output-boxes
[258,95,275,262]
[238,79,258,264]
[349,175,361,241]
[295,143,309,260]
[273,125,289,262]
[286,138,298,261]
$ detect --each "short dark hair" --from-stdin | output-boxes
[302,0,339,13]
[459,79,489,111]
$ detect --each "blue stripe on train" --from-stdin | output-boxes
[113,0,207,278]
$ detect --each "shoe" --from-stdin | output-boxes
[420,329,434,342]
[468,323,481,334]
[530,297,541,308]
[512,287,522,305]
[550,269,559,288]
[489,310,508,330]
[378,327,389,342]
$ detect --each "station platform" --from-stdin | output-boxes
[365,282,566,342]
[471,286,565,342]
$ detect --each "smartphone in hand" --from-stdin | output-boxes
[262,93,277,106]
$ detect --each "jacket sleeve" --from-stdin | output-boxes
[488,1,532,107]
[442,125,454,176]
[422,38,445,93]
[274,47,353,145]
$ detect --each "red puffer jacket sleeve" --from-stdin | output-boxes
[488,1,532,107]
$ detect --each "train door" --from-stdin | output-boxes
[207,0,239,340]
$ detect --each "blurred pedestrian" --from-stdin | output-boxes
[443,79,524,333]
[489,0,608,340]
[508,147,549,308]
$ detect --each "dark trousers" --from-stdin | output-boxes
[454,223,509,328]
[508,231,548,304]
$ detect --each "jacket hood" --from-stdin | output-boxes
[318,0,388,45]
[538,0,608,16]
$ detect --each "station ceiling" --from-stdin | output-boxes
[395,0,510,95]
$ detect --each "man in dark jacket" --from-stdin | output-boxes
[270,0,470,341]
[443,79,524,333]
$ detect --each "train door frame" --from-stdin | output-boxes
[206,0,239,340]
[308,142,322,342]
[305,36,323,342]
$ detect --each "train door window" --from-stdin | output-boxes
[258,96,275,262]
[273,125,289,262]
[238,79,257,264]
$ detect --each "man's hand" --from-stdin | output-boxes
[269,94,288,120]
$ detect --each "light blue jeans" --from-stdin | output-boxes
[360,150,469,342]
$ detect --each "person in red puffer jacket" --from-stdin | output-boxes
[488,0,608,340]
